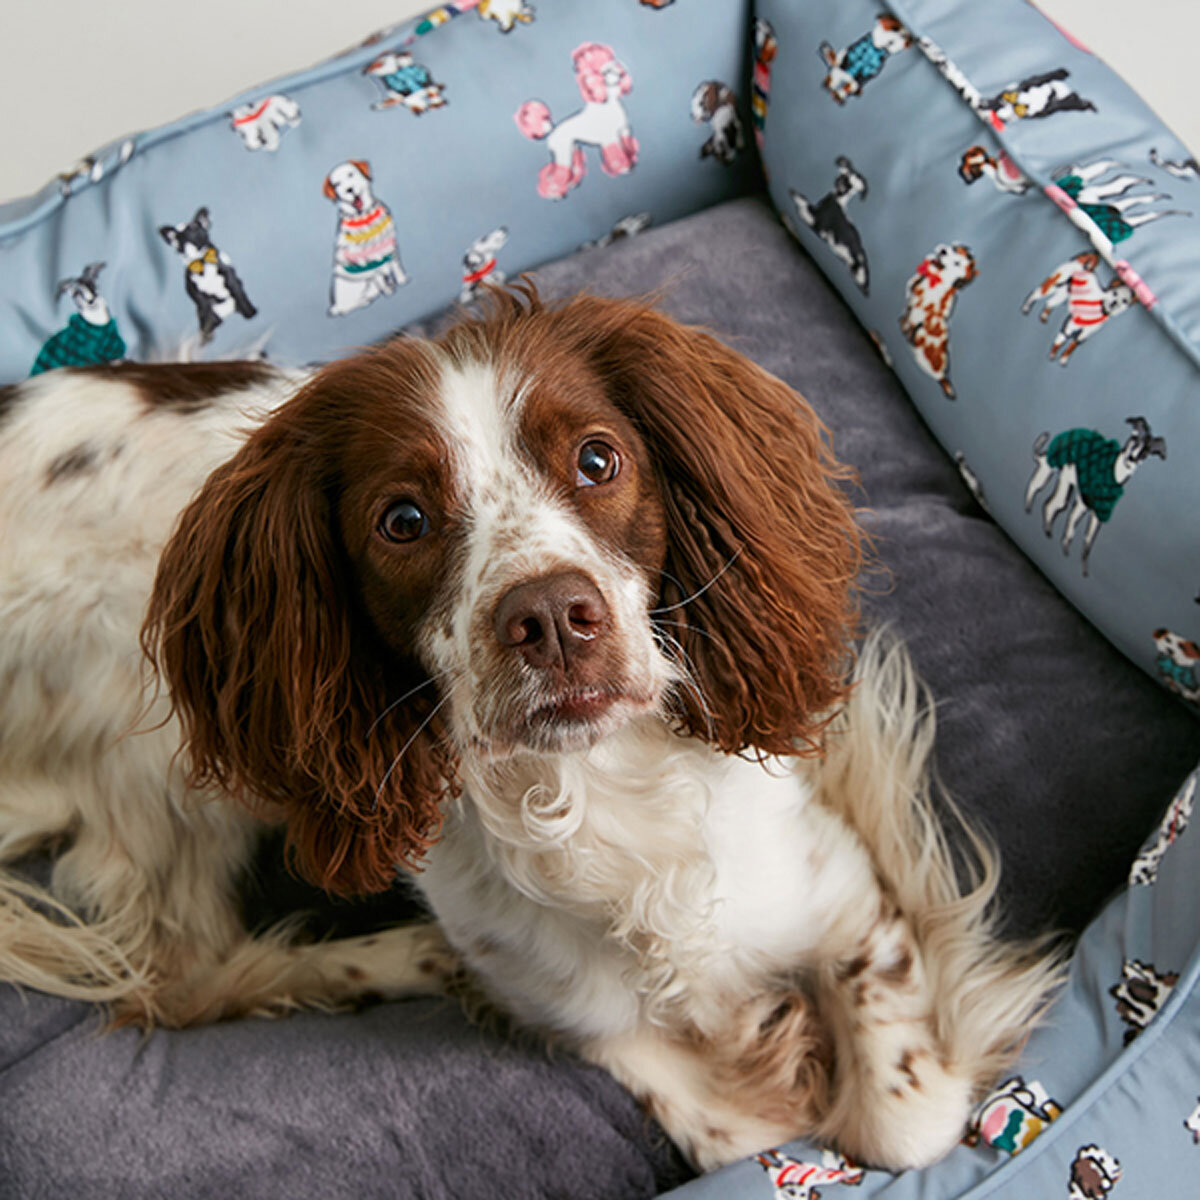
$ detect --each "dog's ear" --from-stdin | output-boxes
[159,225,182,251]
[554,297,863,757]
[193,207,211,232]
[350,158,372,180]
[322,174,337,200]
[142,386,455,896]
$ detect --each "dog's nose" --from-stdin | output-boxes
[493,572,610,671]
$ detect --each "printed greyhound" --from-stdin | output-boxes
[1025,417,1166,576]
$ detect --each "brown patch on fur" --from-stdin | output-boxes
[706,990,834,1130]
[897,1049,920,1087]
[0,382,19,427]
[836,954,871,981]
[344,964,366,981]
[45,442,100,486]
[878,947,914,985]
[81,360,278,413]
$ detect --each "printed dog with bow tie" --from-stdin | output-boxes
[159,207,257,342]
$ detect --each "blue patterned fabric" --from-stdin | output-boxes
[755,0,1200,707]
[0,0,757,376]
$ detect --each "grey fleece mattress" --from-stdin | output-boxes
[3,195,1198,1199]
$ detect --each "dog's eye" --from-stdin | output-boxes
[379,500,430,543]
[576,440,620,487]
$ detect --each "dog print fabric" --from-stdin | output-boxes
[515,43,638,199]
[29,262,125,375]
[754,0,1200,706]
[0,0,756,366]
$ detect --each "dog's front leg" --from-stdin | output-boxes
[812,899,974,1172]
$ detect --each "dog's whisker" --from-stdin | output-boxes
[373,693,453,809]
[650,547,744,616]
[367,668,459,738]
[651,615,720,645]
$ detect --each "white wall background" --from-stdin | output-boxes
[0,0,1196,202]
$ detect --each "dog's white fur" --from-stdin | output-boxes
[0,345,1061,1172]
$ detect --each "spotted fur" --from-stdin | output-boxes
[0,286,1063,1172]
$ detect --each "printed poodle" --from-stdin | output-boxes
[1021,251,1135,366]
[515,43,637,199]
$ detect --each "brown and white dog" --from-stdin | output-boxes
[900,243,978,400]
[0,287,1060,1173]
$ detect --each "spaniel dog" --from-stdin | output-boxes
[0,287,1061,1173]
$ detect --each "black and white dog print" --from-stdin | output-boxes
[158,208,257,342]
[789,157,870,293]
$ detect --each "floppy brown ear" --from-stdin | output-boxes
[555,296,863,757]
[141,396,455,896]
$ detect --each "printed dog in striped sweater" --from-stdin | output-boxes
[1021,252,1134,365]
[323,160,409,317]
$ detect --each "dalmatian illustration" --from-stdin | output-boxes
[1069,1145,1121,1199]
[1150,147,1200,180]
[477,0,535,33]
[30,262,127,376]
[364,50,447,113]
[323,160,408,317]
[1186,1097,1200,1144]
[228,93,301,151]
[459,227,508,304]
[755,1148,864,1198]
[1153,631,1200,704]
[1025,418,1166,577]
[789,157,870,293]
[1110,958,1179,1044]
[959,144,1031,195]
[751,18,777,151]
[580,211,652,251]
[690,81,744,165]
[158,208,257,343]
[955,451,990,513]
[515,43,637,199]
[1021,252,1135,366]
[1131,773,1196,885]
[968,1075,1062,1154]
[819,15,912,104]
[980,68,1095,126]
[1051,159,1189,244]
[899,243,977,399]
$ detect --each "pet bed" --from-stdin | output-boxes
[2,1,1199,1197]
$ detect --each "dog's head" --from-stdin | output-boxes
[572,43,632,103]
[159,209,214,261]
[143,286,861,894]
[324,161,375,213]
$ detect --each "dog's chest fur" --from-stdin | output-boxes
[418,718,867,1043]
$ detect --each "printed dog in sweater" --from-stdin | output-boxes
[30,262,126,375]
[1021,252,1135,366]
[1025,417,1166,576]
[323,160,409,317]
[819,15,911,104]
